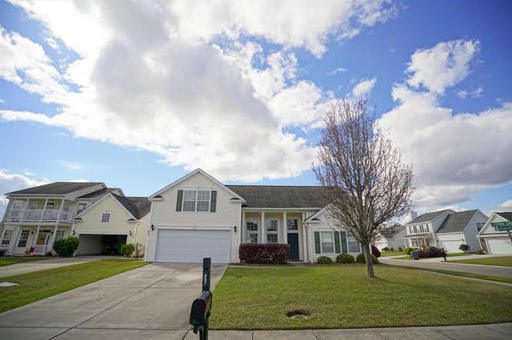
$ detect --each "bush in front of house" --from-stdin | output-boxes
[418,246,444,258]
[120,243,135,257]
[336,253,355,264]
[53,236,80,257]
[317,256,333,264]
[459,244,470,253]
[381,247,390,252]
[239,243,289,264]
[371,245,381,258]
[404,247,415,255]
[398,247,403,252]
[356,253,379,264]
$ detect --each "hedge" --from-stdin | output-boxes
[239,243,289,264]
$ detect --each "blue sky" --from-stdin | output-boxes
[0,0,511,217]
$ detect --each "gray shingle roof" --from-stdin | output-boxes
[226,185,323,208]
[6,182,103,196]
[497,212,512,221]
[436,210,477,234]
[112,194,150,219]
[78,188,121,199]
[407,209,452,224]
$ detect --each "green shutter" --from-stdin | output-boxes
[334,231,341,253]
[341,231,348,253]
[210,191,217,212]
[176,190,183,211]
[314,232,321,254]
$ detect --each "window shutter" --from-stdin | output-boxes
[334,231,341,253]
[176,190,183,211]
[341,231,348,253]
[314,232,321,254]
[210,191,217,212]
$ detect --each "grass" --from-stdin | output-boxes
[450,256,512,267]
[210,264,512,329]
[0,257,48,267]
[380,251,406,257]
[0,259,145,313]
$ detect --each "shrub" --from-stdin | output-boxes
[239,243,289,264]
[356,253,379,264]
[317,256,333,264]
[336,253,355,264]
[390,247,394,251]
[418,246,444,258]
[53,236,79,257]
[120,243,135,257]
[398,247,403,252]
[459,244,470,252]
[371,245,381,258]
[382,247,390,252]
[404,247,415,255]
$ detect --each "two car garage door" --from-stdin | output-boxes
[155,229,231,263]
[486,238,512,254]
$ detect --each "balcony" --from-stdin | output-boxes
[5,208,73,224]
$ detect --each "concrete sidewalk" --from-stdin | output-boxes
[380,257,512,278]
[0,256,121,278]
[181,323,512,339]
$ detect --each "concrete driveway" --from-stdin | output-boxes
[0,263,226,340]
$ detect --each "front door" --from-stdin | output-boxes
[287,233,299,260]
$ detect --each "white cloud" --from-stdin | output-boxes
[406,39,480,94]
[378,39,512,210]
[497,199,512,211]
[327,67,348,76]
[59,160,82,170]
[351,77,377,98]
[0,169,48,218]
[457,86,483,99]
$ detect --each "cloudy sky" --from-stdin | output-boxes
[0,0,511,217]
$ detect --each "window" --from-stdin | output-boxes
[320,231,334,253]
[196,190,210,212]
[413,225,418,233]
[424,224,429,232]
[287,219,298,231]
[17,230,30,247]
[101,212,110,223]
[77,202,87,214]
[45,200,55,210]
[347,234,360,253]
[55,230,65,241]
[246,221,258,243]
[266,219,278,243]
[476,222,484,231]
[1,230,13,246]
[12,200,25,209]
[183,190,197,212]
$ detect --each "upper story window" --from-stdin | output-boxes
[12,200,25,210]
[46,200,56,210]
[246,221,258,243]
[179,189,215,213]
[196,190,210,212]
[101,211,111,223]
[476,222,485,231]
[413,225,418,233]
[77,202,87,214]
[266,219,278,243]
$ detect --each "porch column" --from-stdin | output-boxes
[283,212,287,244]
[241,211,246,243]
[302,212,308,262]
[260,211,265,243]
[56,199,65,224]
[32,225,41,248]
[48,225,59,254]
[10,226,21,253]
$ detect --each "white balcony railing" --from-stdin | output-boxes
[31,244,53,255]
[6,208,72,223]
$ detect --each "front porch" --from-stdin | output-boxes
[241,210,309,261]
[0,224,71,256]
[406,235,435,248]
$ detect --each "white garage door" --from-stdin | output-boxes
[487,238,512,254]
[155,229,231,263]
[438,240,463,253]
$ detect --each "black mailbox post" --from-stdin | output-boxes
[189,258,212,340]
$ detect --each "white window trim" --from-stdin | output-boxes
[246,219,259,243]
[266,219,279,243]
[287,219,299,233]
[319,230,336,254]
[181,187,212,213]
[101,211,111,223]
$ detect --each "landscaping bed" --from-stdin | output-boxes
[210,265,512,329]
[0,259,145,313]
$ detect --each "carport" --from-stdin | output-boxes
[76,233,127,255]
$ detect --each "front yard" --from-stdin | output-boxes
[0,257,48,267]
[210,265,512,329]
[0,259,145,313]
[450,256,512,267]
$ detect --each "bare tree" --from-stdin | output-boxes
[313,99,413,278]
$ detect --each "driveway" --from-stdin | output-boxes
[0,256,117,278]
[0,263,226,340]
[380,257,512,278]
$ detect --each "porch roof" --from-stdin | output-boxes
[6,182,103,196]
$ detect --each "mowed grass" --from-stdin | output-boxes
[381,251,406,257]
[210,265,512,329]
[0,257,48,267]
[451,256,512,267]
[0,259,145,313]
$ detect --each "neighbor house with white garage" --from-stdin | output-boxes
[477,212,512,254]
[403,209,487,252]
[373,223,407,251]
[145,168,363,263]
[73,193,150,256]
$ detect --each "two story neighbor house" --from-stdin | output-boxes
[373,224,407,251]
[145,169,362,263]
[404,209,488,252]
[477,212,512,254]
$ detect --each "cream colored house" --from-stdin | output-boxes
[0,182,113,255]
[73,193,150,256]
[145,169,363,264]
[477,212,512,254]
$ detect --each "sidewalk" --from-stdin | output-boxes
[183,323,512,339]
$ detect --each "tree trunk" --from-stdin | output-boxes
[362,243,375,278]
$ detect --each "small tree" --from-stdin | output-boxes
[459,244,470,253]
[313,99,413,278]
[53,236,80,257]
[121,244,135,257]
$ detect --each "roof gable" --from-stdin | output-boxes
[436,209,477,234]
[112,194,150,219]
[497,212,512,221]
[6,182,104,196]
[406,209,453,224]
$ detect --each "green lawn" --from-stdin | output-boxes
[210,265,512,329]
[450,256,512,267]
[0,257,48,267]
[381,251,406,257]
[0,259,145,313]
